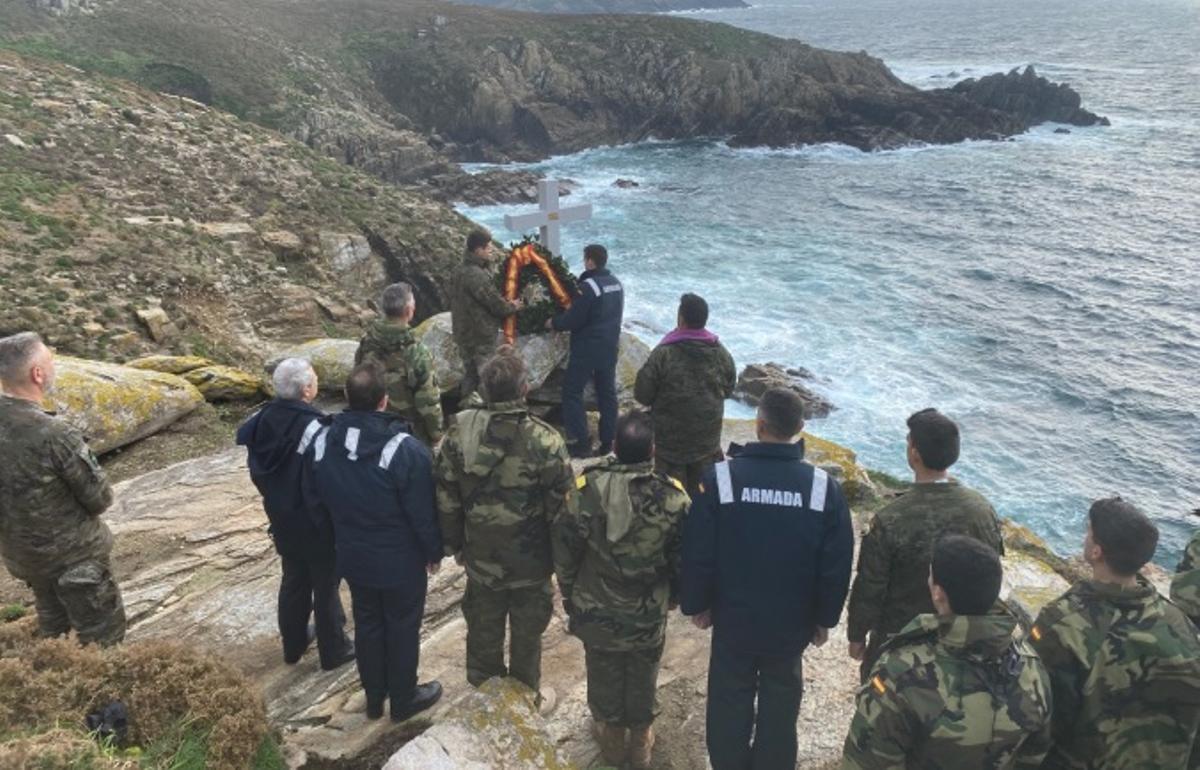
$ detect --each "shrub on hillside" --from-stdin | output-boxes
[0,619,277,769]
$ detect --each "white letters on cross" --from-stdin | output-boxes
[503,179,592,258]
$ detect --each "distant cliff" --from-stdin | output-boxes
[1,0,1107,185]
[448,0,748,14]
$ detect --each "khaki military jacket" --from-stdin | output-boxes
[842,610,1052,770]
[1171,527,1200,628]
[633,339,736,465]
[355,318,444,444]
[434,399,574,589]
[448,252,519,359]
[847,481,1005,648]
[1030,577,1200,769]
[0,395,113,581]
[552,458,690,651]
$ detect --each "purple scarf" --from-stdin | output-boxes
[659,328,720,346]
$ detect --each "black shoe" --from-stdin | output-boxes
[391,681,443,723]
[366,695,385,721]
[283,623,317,665]
[320,641,356,671]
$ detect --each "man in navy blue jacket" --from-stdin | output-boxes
[682,387,854,770]
[547,243,624,458]
[308,362,444,722]
[236,358,353,671]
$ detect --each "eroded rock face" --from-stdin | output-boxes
[266,339,361,394]
[46,357,205,454]
[527,332,651,409]
[414,313,572,396]
[128,356,268,401]
[734,362,836,419]
[954,66,1111,128]
[383,678,571,770]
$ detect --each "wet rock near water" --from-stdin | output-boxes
[734,362,836,419]
[953,66,1111,129]
[426,170,573,206]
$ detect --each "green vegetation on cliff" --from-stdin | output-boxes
[0,50,472,365]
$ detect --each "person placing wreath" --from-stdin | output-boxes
[544,244,624,459]
[449,229,524,400]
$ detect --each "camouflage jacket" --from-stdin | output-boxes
[449,252,519,359]
[633,338,736,464]
[1030,577,1200,770]
[847,481,1005,646]
[842,610,1053,770]
[552,458,690,651]
[1171,527,1200,628]
[0,395,114,581]
[435,399,574,589]
[355,318,444,444]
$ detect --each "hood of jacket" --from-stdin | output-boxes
[236,399,325,477]
[458,400,528,474]
[323,410,412,464]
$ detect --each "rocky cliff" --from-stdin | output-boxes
[2,0,1106,185]
[449,0,748,14]
[0,52,472,365]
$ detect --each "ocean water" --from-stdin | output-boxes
[458,0,1200,564]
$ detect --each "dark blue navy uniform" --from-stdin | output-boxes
[551,267,623,456]
[237,399,352,669]
[308,410,442,714]
[682,440,854,770]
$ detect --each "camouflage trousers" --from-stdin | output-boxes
[27,559,126,647]
[656,452,722,500]
[584,643,665,728]
[462,578,553,692]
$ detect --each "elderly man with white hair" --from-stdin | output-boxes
[0,331,126,645]
[236,358,354,670]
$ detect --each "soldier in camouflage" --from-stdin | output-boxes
[449,228,523,400]
[847,408,1004,681]
[1030,497,1200,769]
[435,347,574,697]
[1170,510,1200,628]
[0,332,125,646]
[842,535,1052,770]
[355,282,444,445]
[553,410,690,769]
[633,293,736,498]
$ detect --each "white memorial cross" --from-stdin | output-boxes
[503,179,592,258]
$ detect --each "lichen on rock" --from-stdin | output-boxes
[46,357,205,454]
[383,678,573,770]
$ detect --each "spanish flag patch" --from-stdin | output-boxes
[576,476,587,490]
[669,477,686,493]
[698,482,706,494]
[871,675,887,696]
[1030,626,1042,642]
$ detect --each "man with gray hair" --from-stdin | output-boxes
[356,282,444,446]
[236,358,354,670]
[0,331,125,645]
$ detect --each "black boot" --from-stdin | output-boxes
[391,681,443,723]
[320,640,356,671]
[366,695,385,721]
[283,623,316,665]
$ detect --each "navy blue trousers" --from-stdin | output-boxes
[348,578,426,711]
[562,352,618,454]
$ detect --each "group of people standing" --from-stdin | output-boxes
[1,225,1199,769]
